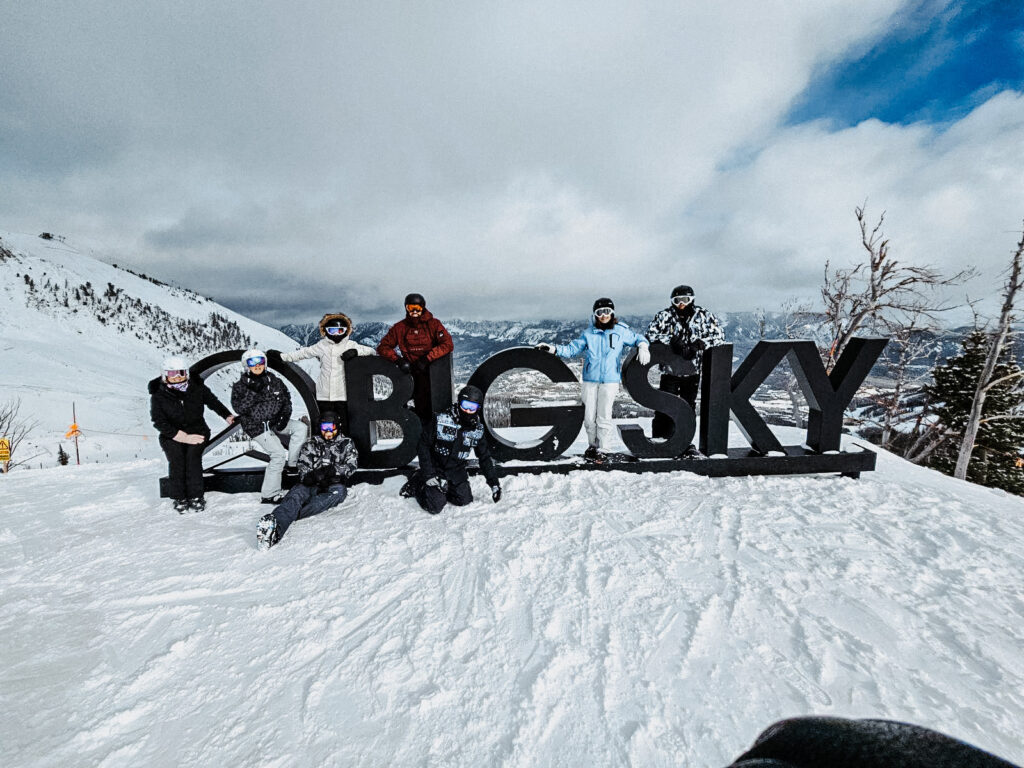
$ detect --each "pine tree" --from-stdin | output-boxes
[57,444,70,466]
[926,330,1024,494]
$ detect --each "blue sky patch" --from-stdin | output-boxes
[788,0,1024,127]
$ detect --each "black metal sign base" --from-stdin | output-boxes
[159,445,876,497]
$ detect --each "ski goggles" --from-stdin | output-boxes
[325,325,348,336]
[459,399,481,414]
[245,356,267,367]
[320,421,338,432]
[405,304,424,313]
[593,307,614,318]
[164,369,188,380]
[671,294,694,306]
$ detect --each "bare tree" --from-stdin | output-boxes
[0,398,38,471]
[821,204,973,372]
[954,225,1024,480]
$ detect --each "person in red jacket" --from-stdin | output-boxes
[376,292,454,420]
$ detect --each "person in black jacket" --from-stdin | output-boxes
[402,384,502,515]
[149,356,234,513]
[230,348,308,504]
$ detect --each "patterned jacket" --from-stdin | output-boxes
[418,405,498,485]
[230,370,292,438]
[376,309,454,365]
[645,304,725,374]
[296,434,359,486]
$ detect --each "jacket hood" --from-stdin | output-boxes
[318,312,353,338]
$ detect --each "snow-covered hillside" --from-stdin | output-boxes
[1,428,1022,767]
[0,230,297,465]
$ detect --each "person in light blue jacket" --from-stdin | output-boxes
[537,298,650,461]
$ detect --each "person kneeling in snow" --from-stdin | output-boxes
[536,297,650,463]
[230,348,308,504]
[256,411,358,549]
[149,356,235,514]
[401,385,501,515]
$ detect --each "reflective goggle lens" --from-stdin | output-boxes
[594,308,613,318]
[320,422,337,431]
[246,356,267,367]
[406,304,424,312]
[672,295,694,306]
[459,399,481,414]
[165,369,188,379]
[325,326,346,336]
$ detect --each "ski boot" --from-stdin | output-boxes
[256,514,279,550]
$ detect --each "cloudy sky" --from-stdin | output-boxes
[2,0,1023,326]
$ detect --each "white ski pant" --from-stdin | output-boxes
[254,419,308,497]
[582,381,618,450]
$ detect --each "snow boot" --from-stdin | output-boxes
[188,497,206,512]
[584,445,603,462]
[260,492,286,504]
[256,514,279,550]
[172,499,190,514]
[679,443,704,459]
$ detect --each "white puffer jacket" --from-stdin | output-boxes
[281,338,375,401]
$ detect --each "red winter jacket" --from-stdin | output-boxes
[376,309,454,364]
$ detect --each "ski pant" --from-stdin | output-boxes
[316,400,350,436]
[271,482,348,539]
[411,369,434,422]
[415,469,473,515]
[253,419,308,498]
[160,437,205,500]
[582,381,619,451]
[651,373,700,440]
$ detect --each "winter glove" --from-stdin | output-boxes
[637,343,651,366]
[425,476,445,493]
[536,343,556,354]
[301,472,319,487]
[669,334,688,355]
[266,349,283,364]
[412,357,430,374]
[397,359,412,374]
[341,349,358,362]
[490,483,502,503]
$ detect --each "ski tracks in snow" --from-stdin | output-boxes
[2,453,1024,766]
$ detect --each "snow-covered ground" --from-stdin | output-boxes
[2,428,1023,767]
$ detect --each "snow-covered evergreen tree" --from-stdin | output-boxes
[926,330,1024,494]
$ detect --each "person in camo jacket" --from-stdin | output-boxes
[256,411,358,549]
[645,284,724,457]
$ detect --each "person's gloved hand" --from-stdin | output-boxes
[425,476,445,492]
[317,472,341,492]
[301,471,319,487]
[397,359,412,374]
[490,483,502,503]
[637,343,651,366]
[412,357,430,373]
[266,349,283,364]
[536,343,556,354]
[341,349,358,361]
[669,334,687,355]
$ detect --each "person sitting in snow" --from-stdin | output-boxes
[256,411,358,549]
[400,385,501,515]
[230,348,308,504]
[376,292,454,422]
[536,298,650,463]
[149,356,235,513]
[267,312,375,435]
[645,283,724,457]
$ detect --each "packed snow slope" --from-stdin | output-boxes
[0,230,296,463]
[2,429,1022,767]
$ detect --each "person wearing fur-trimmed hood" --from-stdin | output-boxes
[268,312,374,434]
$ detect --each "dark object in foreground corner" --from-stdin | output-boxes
[160,445,876,496]
[726,717,1020,768]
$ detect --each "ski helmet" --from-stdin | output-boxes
[241,348,267,371]
[319,410,341,439]
[457,384,484,422]
[162,356,189,382]
[404,293,426,309]
[592,297,615,313]
[671,285,694,300]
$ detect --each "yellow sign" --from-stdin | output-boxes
[65,423,82,439]
[0,437,10,462]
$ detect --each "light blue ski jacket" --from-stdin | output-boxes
[555,321,648,383]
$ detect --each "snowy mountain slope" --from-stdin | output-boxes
[1,427,1022,767]
[0,230,297,464]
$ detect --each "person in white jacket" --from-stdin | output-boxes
[268,312,375,435]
